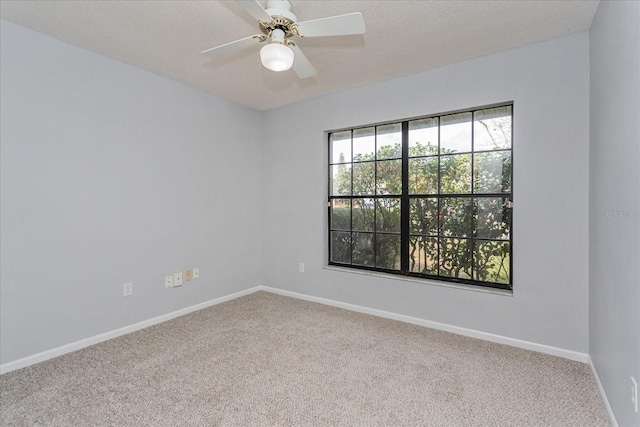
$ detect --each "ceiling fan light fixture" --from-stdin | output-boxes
[260,42,294,72]
[202,0,365,79]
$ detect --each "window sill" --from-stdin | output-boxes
[322,265,513,297]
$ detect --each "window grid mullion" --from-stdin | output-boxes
[350,130,354,266]
[470,110,475,282]
[401,121,409,274]
[328,103,512,290]
[436,116,441,277]
[373,128,378,267]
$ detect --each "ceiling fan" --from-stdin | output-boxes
[201,0,365,79]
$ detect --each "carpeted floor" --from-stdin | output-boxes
[0,291,610,426]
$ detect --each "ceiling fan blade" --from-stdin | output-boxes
[296,12,365,37]
[201,35,263,59]
[288,43,317,79]
[236,0,273,23]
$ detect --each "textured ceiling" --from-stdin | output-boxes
[0,0,599,111]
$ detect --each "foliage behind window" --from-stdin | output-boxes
[328,104,513,290]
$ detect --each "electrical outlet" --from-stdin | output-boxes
[299,263,305,273]
[165,275,173,288]
[193,267,199,279]
[185,269,192,281]
[173,271,183,287]
[123,282,133,296]
[632,376,638,414]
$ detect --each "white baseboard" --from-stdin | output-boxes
[259,286,590,363]
[0,286,261,375]
[1,284,590,376]
[588,356,618,427]
[2,284,613,425]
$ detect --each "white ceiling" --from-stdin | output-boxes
[0,0,599,111]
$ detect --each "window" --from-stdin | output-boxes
[328,103,513,290]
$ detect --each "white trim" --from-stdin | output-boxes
[1,284,590,375]
[0,286,261,374]
[322,265,513,297]
[588,356,618,427]
[260,286,589,363]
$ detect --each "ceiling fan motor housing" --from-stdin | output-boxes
[202,0,365,79]
[261,0,298,38]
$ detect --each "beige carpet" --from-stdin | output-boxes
[0,291,610,426]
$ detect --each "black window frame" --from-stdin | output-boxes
[327,102,514,291]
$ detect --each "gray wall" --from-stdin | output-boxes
[4,15,636,426]
[589,1,640,426]
[0,21,264,364]
[262,34,591,353]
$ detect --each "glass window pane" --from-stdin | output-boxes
[409,236,438,274]
[409,198,438,235]
[439,238,472,279]
[441,197,473,238]
[376,234,401,270]
[474,151,511,194]
[376,123,402,159]
[352,232,374,266]
[475,197,511,240]
[376,159,402,195]
[330,131,351,164]
[352,198,375,232]
[474,241,510,284]
[440,154,471,194]
[328,104,512,288]
[330,231,351,264]
[330,164,351,196]
[352,162,375,195]
[474,106,512,151]
[353,127,375,162]
[409,118,439,157]
[409,157,438,194]
[441,112,471,153]
[376,198,401,233]
[330,199,351,231]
